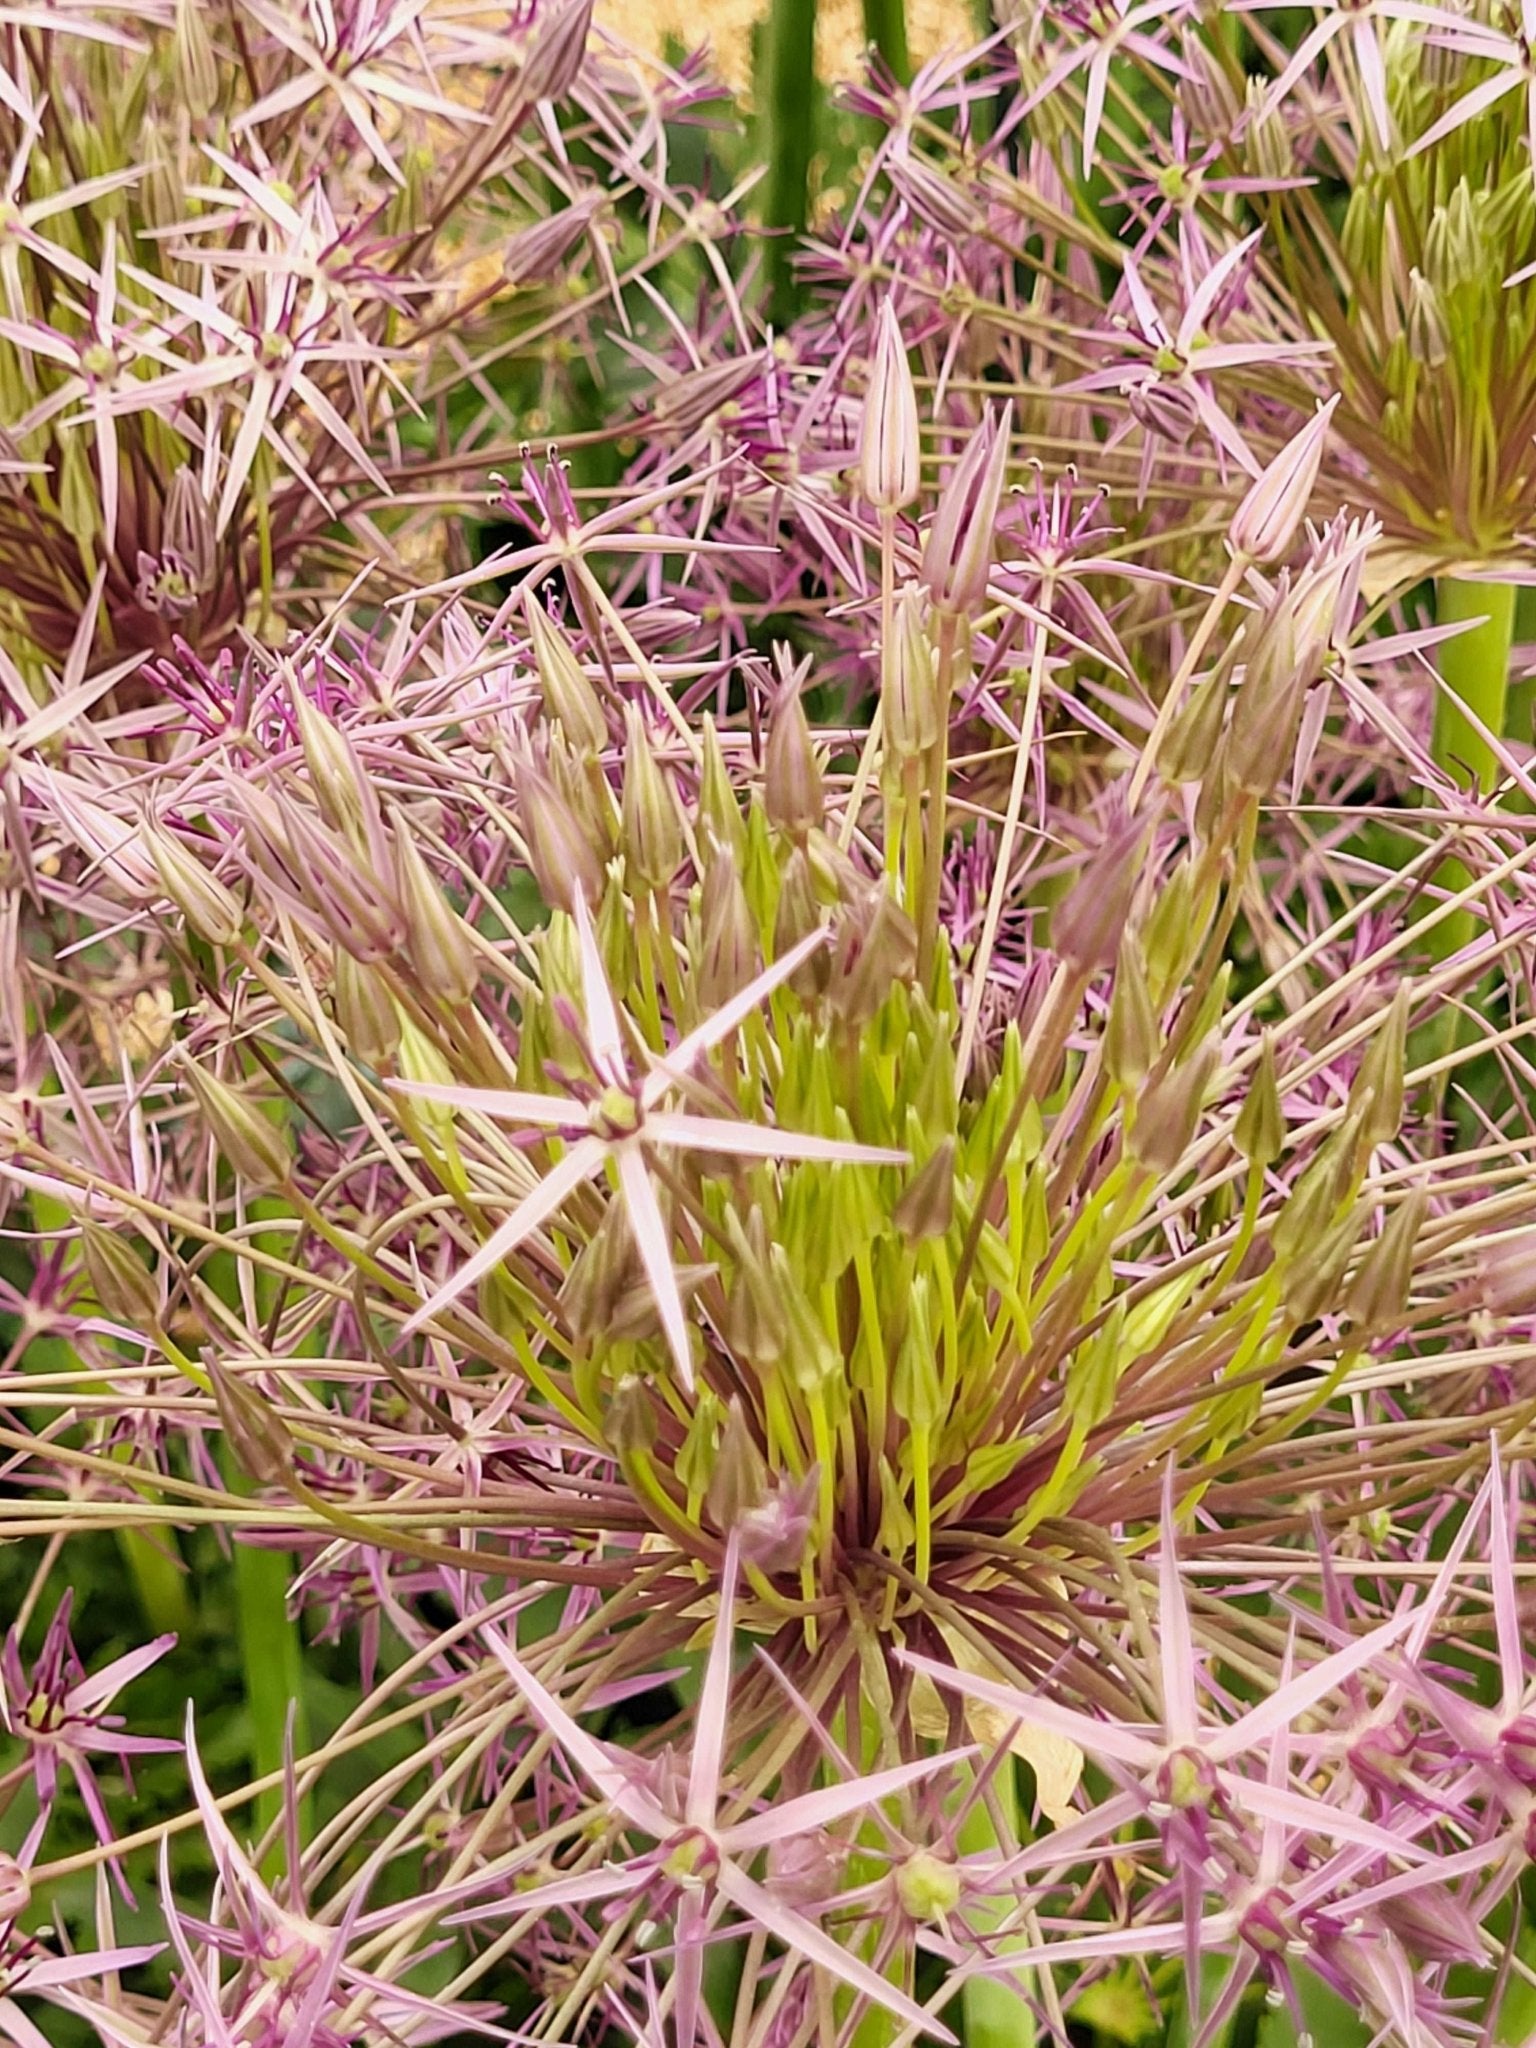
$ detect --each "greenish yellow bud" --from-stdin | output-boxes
[764,686,824,839]
[211,1367,295,1487]
[1347,1183,1425,1329]
[174,0,219,115]
[516,754,606,914]
[725,1211,789,1366]
[332,952,402,1070]
[179,1057,293,1191]
[1281,1207,1360,1324]
[1131,1041,1218,1176]
[893,1139,956,1244]
[1054,818,1145,974]
[292,689,367,841]
[393,819,479,1007]
[80,1221,161,1332]
[828,886,918,1028]
[706,1396,770,1532]
[620,708,682,892]
[1105,932,1160,1089]
[773,848,830,999]
[699,713,747,861]
[524,594,608,759]
[1234,1033,1284,1168]
[884,584,941,761]
[143,821,244,947]
[1157,660,1229,786]
[604,1375,657,1456]
[1349,983,1410,1149]
[697,842,759,1011]
[892,1275,941,1428]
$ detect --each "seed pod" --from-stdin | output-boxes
[178,1057,293,1191]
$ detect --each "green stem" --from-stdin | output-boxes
[862,0,909,83]
[224,1455,313,1870]
[762,0,818,326]
[1422,578,1518,1067]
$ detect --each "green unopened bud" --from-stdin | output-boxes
[764,686,824,839]
[1406,269,1447,370]
[1054,819,1145,974]
[143,821,244,947]
[333,952,402,1070]
[1282,1207,1360,1324]
[524,594,607,759]
[884,584,942,761]
[896,1850,961,1925]
[892,1275,940,1428]
[516,754,605,914]
[1234,1033,1284,1167]
[894,1139,956,1244]
[1350,983,1409,1149]
[697,843,759,1011]
[292,690,367,841]
[700,713,746,861]
[604,1374,657,1456]
[1226,595,1313,797]
[706,1396,769,1531]
[80,1221,161,1331]
[1243,75,1295,183]
[560,1202,636,1347]
[1272,1148,1343,1266]
[828,886,918,1028]
[1105,932,1160,1088]
[1347,1183,1425,1329]
[211,1367,295,1486]
[1143,860,1204,1002]
[676,1388,724,1501]
[1131,1040,1218,1176]
[1158,659,1230,786]
[174,0,218,114]
[179,1057,293,1191]
[394,820,479,1007]
[773,849,830,999]
[725,1210,789,1365]
[620,708,682,892]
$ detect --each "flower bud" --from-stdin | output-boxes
[524,593,607,759]
[604,1374,657,1457]
[892,1275,941,1428]
[1226,593,1317,797]
[560,1201,637,1347]
[621,708,682,892]
[333,952,402,1070]
[178,1057,293,1191]
[725,1210,790,1365]
[174,0,218,114]
[1156,661,1229,786]
[519,0,594,104]
[706,1395,770,1532]
[1104,931,1160,1088]
[697,843,759,1011]
[764,686,824,839]
[700,713,746,861]
[394,820,479,1007]
[503,194,603,288]
[80,1220,161,1331]
[516,753,606,914]
[860,297,921,513]
[828,886,918,1029]
[1234,1033,1284,1168]
[772,849,830,999]
[893,1139,956,1244]
[1282,1208,1359,1324]
[292,691,368,842]
[1053,818,1144,974]
[1228,398,1338,566]
[1347,1182,1425,1329]
[211,1366,295,1486]
[921,403,1012,617]
[1349,982,1410,1150]
[1130,1040,1218,1176]
[884,584,942,760]
[143,821,244,947]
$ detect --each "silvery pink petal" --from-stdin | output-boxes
[571,887,626,1082]
[616,1146,693,1391]
[643,1113,906,1166]
[921,403,1012,617]
[860,296,920,513]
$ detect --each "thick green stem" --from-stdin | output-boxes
[862,0,909,82]
[762,0,818,325]
[225,1459,314,1869]
[1433,577,1517,800]
[1422,579,1518,1062]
